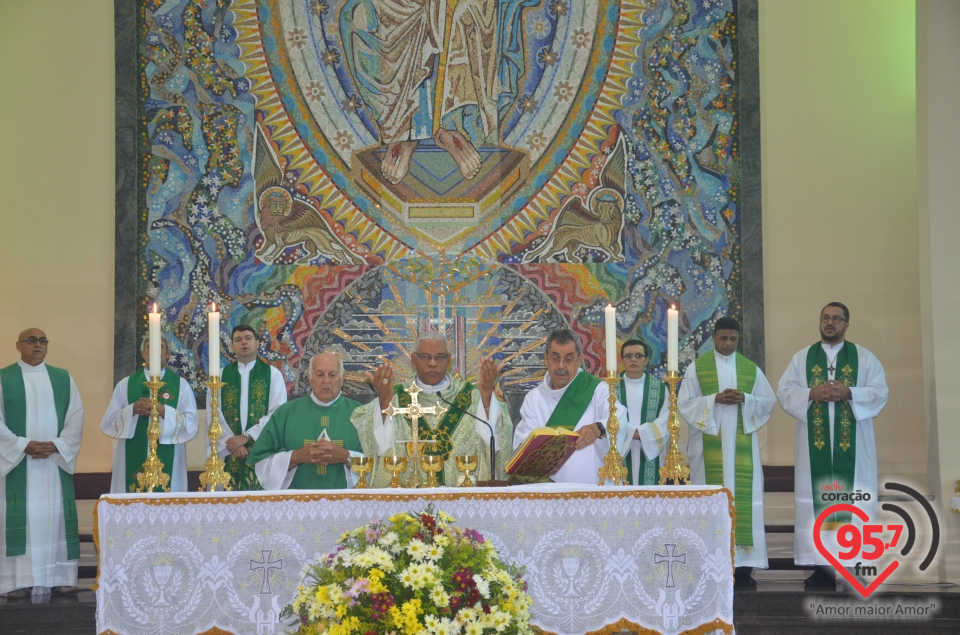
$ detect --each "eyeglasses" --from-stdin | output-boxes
[622,353,647,360]
[819,315,847,324]
[18,337,49,346]
[414,353,450,363]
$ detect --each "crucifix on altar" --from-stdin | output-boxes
[384,383,441,488]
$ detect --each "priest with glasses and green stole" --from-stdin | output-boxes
[353,332,514,487]
[100,335,198,493]
[248,352,364,489]
[678,317,776,589]
[513,329,626,485]
[777,302,888,589]
[207,325,287,491]
[614,339,670,485]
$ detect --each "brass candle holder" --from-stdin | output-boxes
[659,370,691,485]
[421,455,444,488]
[136,377,171,493]
[404,440,437,488]
[455,455,478,487]
[199,376,233,492]
[350,456,373,488]
[384,455,407,488]
[597,371,628,486]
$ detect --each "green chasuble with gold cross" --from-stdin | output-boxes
[247,395,362,489]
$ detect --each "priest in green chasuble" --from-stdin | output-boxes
[776,302,888,589]
[351,332,514,487]
[248,352,363,489]
[513,329,626,485]
[0,329,84,598]
[677,317,776,588]
[614,339,669,485]
[207,325,287,490]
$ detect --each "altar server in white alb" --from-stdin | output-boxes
[100,335,198,493]
[777,302,888,589]
[678,317,776,588]
[0,329,84,598]
[513,329,626,484]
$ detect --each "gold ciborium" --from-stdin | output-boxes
[383,455,407,488]
[350,456,373,489]
[455,455,478,487]
[421,455,444,488]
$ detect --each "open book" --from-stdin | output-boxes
[505,427,579,477]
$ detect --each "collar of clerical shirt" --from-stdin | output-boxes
[714,350,736,364]
[623,373,645,387]
[17,359,46,372]
[311,392,342,407]
[544,367,582,393]
[415,375,451,394]
[237,360,257,372]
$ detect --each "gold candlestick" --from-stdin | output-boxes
[198,376,233,492]
[597,371,628,486]
[136,377,171,493]
[659,370,691,485]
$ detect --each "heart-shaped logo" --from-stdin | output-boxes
[813,503,899,597]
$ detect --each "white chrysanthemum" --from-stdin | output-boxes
[406,538,428,560]
[400,566,417,588]
[430,584,449,606]
[425,544,444,561]
[424,615,441,629]
[379,531,399,547]
[473,574,491,599]
[463,621,483,635]
[434,533,450,547]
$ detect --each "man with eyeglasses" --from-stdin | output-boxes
[99,335,198,493]
[512,329,626,484]
[0,329,84,599]
[352,332,514,486]
[677,317,777,588]
[776,302,888,589]
[614,339,670,485]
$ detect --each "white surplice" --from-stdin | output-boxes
[254,393,362,490]
[618,374,671,485]
[513,369,626,485]
[776,342,888,566]
[99,369,198,493]
[206,361,286,459]
[0,361,84,593]
[678,351,776,568]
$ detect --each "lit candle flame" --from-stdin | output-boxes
[152,303,158,313]
[211,302,218,312]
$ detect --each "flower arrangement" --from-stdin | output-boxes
[284,506,534,635]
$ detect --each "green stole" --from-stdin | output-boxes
[615,372,666,485]
[247,395,362,489]
[544,371,602,430]
[695,353,757,547]
[220,360,272,491]
[124,368,180,492]
[806,342,859,525]
[0,363,80,560]
[393,381,474,485]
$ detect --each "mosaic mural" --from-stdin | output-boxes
[137,0,742,395]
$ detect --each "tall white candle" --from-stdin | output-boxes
[604,304,617,373]
[148,304,161,378]
[208,304,221,377]
[667,305,679,372]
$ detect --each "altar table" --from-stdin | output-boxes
[94,485,734,635]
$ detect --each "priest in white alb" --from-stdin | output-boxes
[677,317,776,588]
[776,302,888,589]
[513,328,626,484]
[615,339,670,485]
[0,329,84,598]
[100,335,198,493]
[352,332,513,487]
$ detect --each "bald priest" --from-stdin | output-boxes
[247,352,364,489]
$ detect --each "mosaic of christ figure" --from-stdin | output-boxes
[340,0,535,184]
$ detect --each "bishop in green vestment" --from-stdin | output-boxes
[248,352,363,490]
[351,332,514,487]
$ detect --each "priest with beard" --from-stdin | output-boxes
[776,302,888,589]
[352,332,513,486]
[512,329,626,485]
[0,329,84,598]
[248,352,364,489]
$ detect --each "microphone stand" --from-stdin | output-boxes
[437,392,498,483]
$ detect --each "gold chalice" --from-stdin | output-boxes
[420,455,444,488]
[350,456,373,489]
[455,455,479,487]
[383,455,407,488]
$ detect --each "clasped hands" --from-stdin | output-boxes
[226,434,250,459]
[132,397,165,417]
[291,439,350,467]
[809,380,852,402]
[25,440,58,459]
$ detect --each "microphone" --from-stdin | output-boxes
[436,392,498,481]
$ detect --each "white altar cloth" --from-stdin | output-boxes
[94,484,734,635]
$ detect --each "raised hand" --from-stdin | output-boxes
[365,362,395,410]
[478,357,504,408]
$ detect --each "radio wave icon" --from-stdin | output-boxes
[881,481,940,571]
